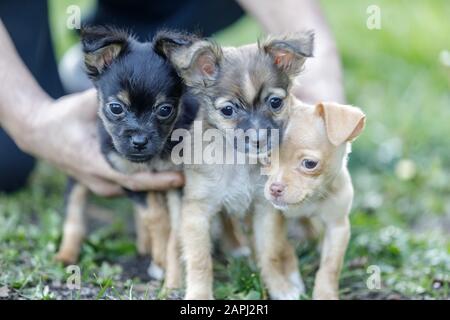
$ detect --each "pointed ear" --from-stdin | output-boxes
[81,26,130,79]
[316,102,366,146]
[153,30,222,87]
[153,30,199,59]
[262,30,314,78]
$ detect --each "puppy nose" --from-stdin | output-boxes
[270,182,286,197]
[131,135,148,150]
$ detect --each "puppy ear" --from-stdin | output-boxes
[153,30,222,87]
[153,30,198,59]
[316,102,366,146]
[262,30,314,78]
[81,26,130,79]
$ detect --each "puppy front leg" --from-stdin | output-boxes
[134,205,152,256]
[164,190,182,289]
[313,216,350,300]
[253,204,304,300]
[219,212,250,258]
[56,179,89,264]
[182,199,214,300]
[134,192,171,280]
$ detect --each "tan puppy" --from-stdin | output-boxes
[259,99,365,299]
[156,31,314,299]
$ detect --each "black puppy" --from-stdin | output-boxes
[56,27,194,285]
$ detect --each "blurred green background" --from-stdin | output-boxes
[0,0,448,299]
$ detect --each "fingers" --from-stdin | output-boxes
[75,88,97,105]
[89,154,185,192]
[66,88,99,119]
[68,90,184,193]
[36,88,184,195]
[79,174,124,197]
[82,170,184,196]
[113,171,185,192]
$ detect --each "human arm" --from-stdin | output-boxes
[236,0,345,103]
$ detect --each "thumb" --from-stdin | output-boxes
[70,88,98,119]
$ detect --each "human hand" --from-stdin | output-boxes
[20,89,184,196]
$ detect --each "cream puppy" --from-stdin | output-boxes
[259,99,365,299]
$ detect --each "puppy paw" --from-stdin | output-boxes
[164,271,182,290]
[312,288,339,300]
[289,271,306,295]
[269,285,302,300]
[147,261,165,280]
[312,278,339,299]
[268,272,305,300]
[164,279,182,290]
[54,250,78,265]
[230,246,251,258]
[184,292,213,300]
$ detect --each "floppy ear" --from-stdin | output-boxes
[316,102,366,146]
[153,30,222,87]
[262,30,314,78]
[81,26,130,79]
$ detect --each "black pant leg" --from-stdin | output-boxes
[0,0,64,192]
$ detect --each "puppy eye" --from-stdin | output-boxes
[268,96,283,111]
[156,104,174,119]
[301,159,319,170]
[108,102,124,115]
[220,103,235,118]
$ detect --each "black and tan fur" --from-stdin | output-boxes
[55,27,194,288]
[156,30,314,299]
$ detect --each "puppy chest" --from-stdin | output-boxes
[220,166,260,216]
[187,165,262,216]
[285,201,320,219]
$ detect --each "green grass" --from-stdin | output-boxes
[0,0,449,299]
